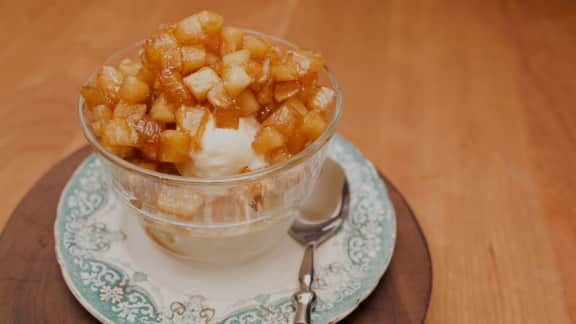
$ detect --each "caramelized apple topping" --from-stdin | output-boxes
[81,11,336,175]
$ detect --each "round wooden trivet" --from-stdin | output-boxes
[0,147,431,323]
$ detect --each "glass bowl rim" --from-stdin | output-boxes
[78,29,343,185]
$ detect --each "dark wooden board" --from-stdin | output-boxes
[0,147,431,323]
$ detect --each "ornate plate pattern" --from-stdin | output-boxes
[55,135,396,323]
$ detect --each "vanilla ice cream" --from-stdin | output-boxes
[176,115,267,177]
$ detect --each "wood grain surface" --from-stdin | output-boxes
[0,147,432,323]
[1,0,574,323]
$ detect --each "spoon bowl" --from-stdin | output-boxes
[289,160,349,245]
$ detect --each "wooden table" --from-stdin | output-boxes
[1,0,574,323]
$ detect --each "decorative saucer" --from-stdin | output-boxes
[55,135,396,323]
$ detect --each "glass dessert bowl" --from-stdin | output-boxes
[78,11,342,262]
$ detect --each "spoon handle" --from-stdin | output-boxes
[293,243,317,324]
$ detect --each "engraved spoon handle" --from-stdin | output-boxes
[292,243,316,324]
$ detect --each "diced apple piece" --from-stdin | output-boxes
[183,67,221,101]
[156,186,203,220]
[298,75,318,102]
[243,35,270,59]
[126,158,158,171]
[291,50,324,76]
[143,32,180,70]
[287,132,308,154]
[268,45,284,64]
[220,27,243,55]
[252,126,285,154]
[207,82,232,108]
[213,107,240,129]
[284,97,308,117]
[254,57,271,86]
[136,65,156,86]
[237,89,260,116]
[138,162,158,171]
[104,145,136,158]
[97,66,123,101]
[176,106,209,134]
[118,58,142,76]
[119,76,150,103]
[157,68,193,105]
[140,50,155,70]
[150,95,176,123]
[102,120,139,147]
[197,10,224,36]
[245,61,262,81]
[92,104,113,121]
[274,81,300,102]
[181,46,206,74]
[263,104,302,137]
[160,47,183,71]
[175,105,209,150]
[271,62,299,81]
[113,102,147,121]
[81,86,107,108]
[222,49,250,67]
[308,86,335,112]
[159,130,191,163]
[256,80,274,105]
[140,144,160,161]
[174,14,204,44]
[267,148,290,164]
[301,111,327,140]
[223,65,252,96]
[91,120,106,137]
[133,118,164,144]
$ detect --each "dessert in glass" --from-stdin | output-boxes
[78,11,342,262]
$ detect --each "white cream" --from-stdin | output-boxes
[177,116,267,177]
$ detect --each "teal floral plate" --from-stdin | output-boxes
[54,135,396,323]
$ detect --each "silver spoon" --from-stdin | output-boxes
[289,160,350,324]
